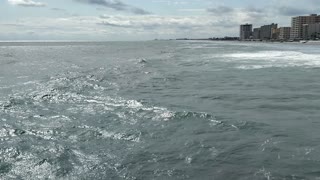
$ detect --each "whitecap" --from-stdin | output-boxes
[222,51,320,69]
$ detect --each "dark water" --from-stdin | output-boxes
[1,41,320,180]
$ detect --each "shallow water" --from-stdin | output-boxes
[1,41,320,179]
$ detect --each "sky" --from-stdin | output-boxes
[0,0,319,41]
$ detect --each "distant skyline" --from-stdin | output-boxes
[1,0,320,41]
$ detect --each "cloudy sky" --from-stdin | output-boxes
[1,0,319,41]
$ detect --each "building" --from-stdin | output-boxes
[308,23,320,39]
[240,24,252,40]
[302,23,320,39]
[302,24,309,39]
[279,27,291,40]
[253,28,261,39]
[260,23,278,40]
[290,14,320,40]
[271,28,280,40]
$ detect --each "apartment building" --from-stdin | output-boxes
[240,24,252,40]
[302,23,320,39]
[253,28,260,39]
[279,27,291,40]
[260,23,278,40]
[290,14,320,39]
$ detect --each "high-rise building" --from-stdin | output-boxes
[253,28,260,39]
[302,23,320,39]
[271,28,280,40]
[279,27,291,40]
[240,24,252,40]
[290,14,320,39]
[260,23,278,40]
[302,24,310,39]
[308,23,320,39]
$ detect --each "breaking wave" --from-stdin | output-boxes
[222,51,320,69]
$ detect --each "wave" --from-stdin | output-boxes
[0,67,271,179]
[222,51,320,69]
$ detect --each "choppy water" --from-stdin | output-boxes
[1,41,320,180]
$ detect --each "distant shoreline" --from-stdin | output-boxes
[174,39,320,44]
[0,39,319,45]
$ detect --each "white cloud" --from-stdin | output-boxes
[0,14,245,40]
[0,1,305,41]
[8,0,46,7]
[151,0,189,6]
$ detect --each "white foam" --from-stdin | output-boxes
[209,119,222,126]
[126,100,143,108]
[255,167,272,180]
[237,65,274,70]
[185,156,192,164]
[185,45,222,49]
[17,76,29,79]
[222,51,320,69]
[22,81,38,85]
[226,51,320,60]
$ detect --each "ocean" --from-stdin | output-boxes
[0,41,320,180]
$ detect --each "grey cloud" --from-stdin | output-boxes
[206,6,267,26]
[98,22,132,28]
[74,0,151,15]
[2,23,26,27]
[77,0,126,10]
[244,7,266,20]
[277,6,317,16]
[207,6,266,16]
[245,7,265,14]
[97,15,225,31]
[131,8,151,15]
[207,6,234,15]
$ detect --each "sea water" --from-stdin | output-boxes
[0,41,320,179]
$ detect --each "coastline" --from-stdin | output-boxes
[174,38,320,44]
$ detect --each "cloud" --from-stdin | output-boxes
[5,0,317,41]
[0,6,274,41]
[206,6,268,27]
[207,6,266,17]
[207,6,234,15]
[51,8,67,12]
[151,0,189,6]
[98,15,213,29]
[277,6,317,16]
[245,7,265,14]
[270,0,320,16]
[8,0,46,7]
[74,0,151,15]
[177,9,205,12]
[97,14,251,37]
[131,7,151,15]
[0,15,242,41]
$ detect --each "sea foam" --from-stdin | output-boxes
[223,51,320,69]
